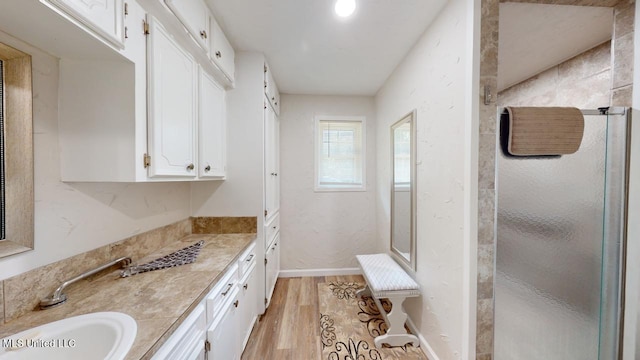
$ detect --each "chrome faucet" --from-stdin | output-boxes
[39,257,132,309]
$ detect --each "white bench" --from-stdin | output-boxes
[356,253,420,348]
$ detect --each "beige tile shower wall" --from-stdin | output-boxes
[477,0,499,358]
[611,0,635,105]
[0,281,4,323]
[499,41,612,108]
[1,219,191,323]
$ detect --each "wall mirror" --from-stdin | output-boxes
[390,110,416,271]
[0,41,34,258]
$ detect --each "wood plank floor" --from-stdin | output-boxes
[241,275,364,360]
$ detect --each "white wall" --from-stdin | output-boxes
[278,95,379,272]
[374,0,475,358]
[0,31,191,281]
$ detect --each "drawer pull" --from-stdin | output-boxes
[243,284,248,290]
[246,254,254,262]
[200,30,207,39]
[234,300,239,308]
[215,51,222,58]
[221,283,233,296]
[272,226,277,229]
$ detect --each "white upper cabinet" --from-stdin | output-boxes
[165,0,210,52]
[147,16,198,178]
[199,68,227,179]
[210,18,235,82]
[264,63,279,115]
[46,0,125,48]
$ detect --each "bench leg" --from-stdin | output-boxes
[373,295,419,348]
[356,285,371,298]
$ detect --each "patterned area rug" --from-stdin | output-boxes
[318,281,427,360]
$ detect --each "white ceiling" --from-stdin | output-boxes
[498,3,613,91]
[206,0,447,96]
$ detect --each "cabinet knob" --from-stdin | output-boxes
[200,30,207,39]
[204,165,211,172]
[275,101,278,106]
[271,172,276,176]
[243,284,248,290]
[215,51,222,58]
[234,300,239,308]
[274,173,278,176]
[271,97,275,101]
[186,163,195,171]
[273,226,276,229]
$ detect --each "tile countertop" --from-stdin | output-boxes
[0,233,256,360]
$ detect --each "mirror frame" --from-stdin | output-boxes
[0,41,34,258]
[390,110,416,271]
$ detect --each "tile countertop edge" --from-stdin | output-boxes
[0,233,257,360]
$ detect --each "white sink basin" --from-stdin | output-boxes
[0,312,137,360]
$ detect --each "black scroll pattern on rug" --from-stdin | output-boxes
[320,313,337,350]
[328,281,361,300]
[328,338,382,360]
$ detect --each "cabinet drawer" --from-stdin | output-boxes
[205,263,239,325]
[265,214,280,249]
[151,304,206,360]
[238,242,257,278]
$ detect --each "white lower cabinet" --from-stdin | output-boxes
[150,241,258,360]
[208,286,240,360]
[151,304,206,360]
[265,233,280,307]
[238,263,258,349]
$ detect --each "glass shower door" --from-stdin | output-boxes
[494,109,628,360]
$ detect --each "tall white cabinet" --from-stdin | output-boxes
[263,62,281,308]
[191,54,281,315]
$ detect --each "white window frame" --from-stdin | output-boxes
[314,115,366,192]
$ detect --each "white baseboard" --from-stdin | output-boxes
[278,267,361,278]
[406,316,440,360]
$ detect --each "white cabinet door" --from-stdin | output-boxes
[238,264,257,351]
[208,291,240,360]
[147,16,198,178]
[264,102,280,220]
[198,69,226,178]
[264,64,280,115]
[48,0,124,47]
[210,18,235,81]
[165,0,210,51]
[265,234,280,308]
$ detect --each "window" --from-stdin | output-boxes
[315,116,365,191]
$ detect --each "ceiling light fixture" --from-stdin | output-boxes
[334,0,356,17]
